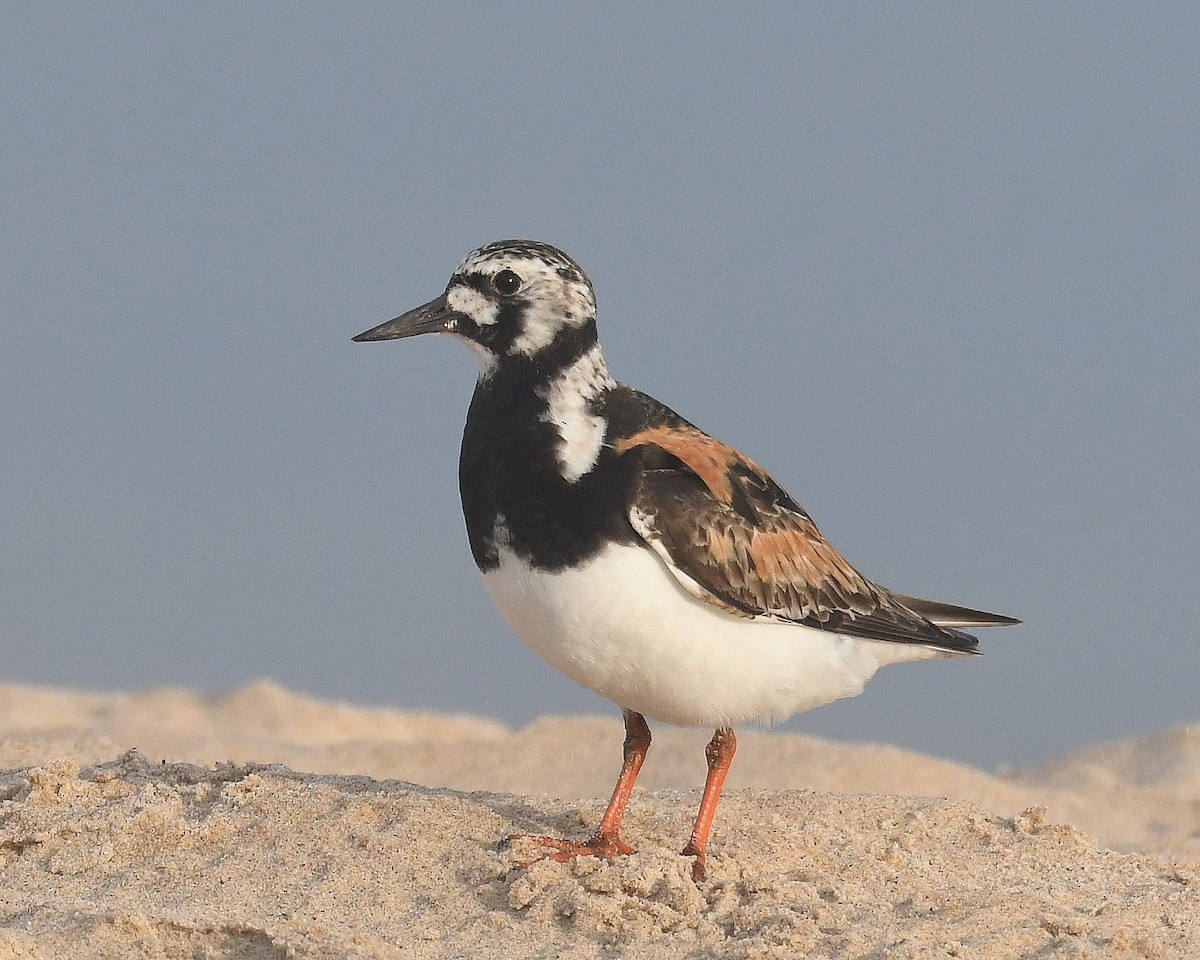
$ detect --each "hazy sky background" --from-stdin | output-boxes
[4,4,1197,768]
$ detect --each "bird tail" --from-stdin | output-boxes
[890,593,1021,629]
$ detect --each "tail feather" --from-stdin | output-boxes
[889,592,1021,629]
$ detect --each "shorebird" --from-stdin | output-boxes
[353,239,1018,880]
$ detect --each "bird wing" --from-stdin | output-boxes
[612,423,982,652]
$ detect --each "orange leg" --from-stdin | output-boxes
[513,710,651,865]
[681,726,737,881]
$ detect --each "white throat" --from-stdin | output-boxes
[457,335,499,379]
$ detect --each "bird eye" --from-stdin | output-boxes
[493,269,522,296]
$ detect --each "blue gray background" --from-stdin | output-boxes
[4,5,1197,768]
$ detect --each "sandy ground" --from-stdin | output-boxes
[2,680,1198,958]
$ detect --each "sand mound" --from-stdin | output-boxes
[2,682,1199,958]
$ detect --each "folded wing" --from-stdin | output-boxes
[614,424,1006,653]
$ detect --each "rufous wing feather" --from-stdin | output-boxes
[616,431,981,653]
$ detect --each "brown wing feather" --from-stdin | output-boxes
[617,430,979,652]
[613,424,737,500]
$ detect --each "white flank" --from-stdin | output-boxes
[537,345,616,483]
[482,542,952,728]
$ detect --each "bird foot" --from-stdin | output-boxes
[681,841,708,882]
[508,833,635,868]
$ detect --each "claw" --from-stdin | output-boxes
[509,832,635,868]
[682,841,708,881]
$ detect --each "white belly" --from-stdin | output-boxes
[482,542,950,727]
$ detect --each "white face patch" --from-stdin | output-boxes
[537,345,615,483]
[446,285,499,326]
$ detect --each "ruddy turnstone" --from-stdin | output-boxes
[353,239,1018,881]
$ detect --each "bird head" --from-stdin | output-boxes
[353,240,599,377]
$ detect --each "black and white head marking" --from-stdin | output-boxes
[359,240,617,486]
[455,243,615,482]
[443,240,599,372]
